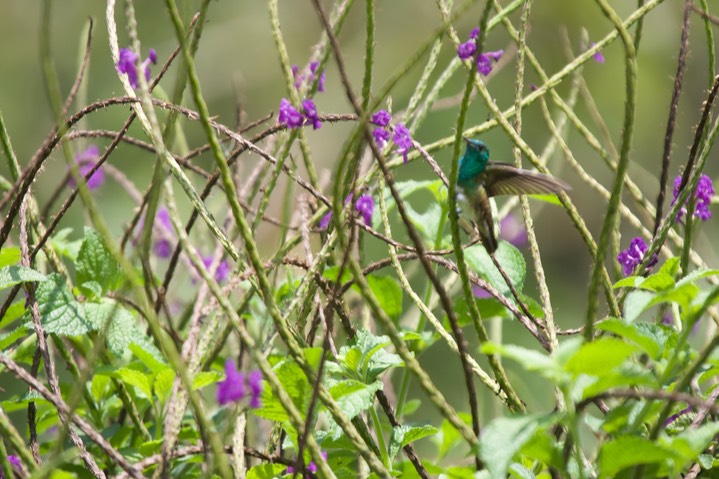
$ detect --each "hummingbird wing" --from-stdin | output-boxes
[483,163,571,197]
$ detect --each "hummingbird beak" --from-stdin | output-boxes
[462,135,471,144]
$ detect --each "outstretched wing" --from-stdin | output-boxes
[483,162,571,197]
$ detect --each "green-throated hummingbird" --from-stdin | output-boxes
[456,137,570,253]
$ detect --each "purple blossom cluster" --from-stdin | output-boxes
[591,42,605,64]
[319,193,374,230]
[286,451,328,477]
[456,27,504,76]
[116,47,157,89]
[68,145,105,190]
[617,237,658,276]
[0,455,21,478]
[292,61,326,92]
[371,109,414,164]
[216,359,262,408]
[278,60,328,130]
[672,174,714,222]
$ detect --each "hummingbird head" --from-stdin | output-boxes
[458,137,490,185]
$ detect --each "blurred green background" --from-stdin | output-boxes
[1,0,717,428]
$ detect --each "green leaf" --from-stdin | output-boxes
[0,246,21,268]
[658,257,681,277]
[90,374,111,402]
[254,358,311,422]
[48,228,82,261]
[0,265,47,290]
[246,464,287,479]
[330,379,382,421]
[598,436,673,478]
[663,421,719,466]
[335,329,403,383]
[366,275,403,321]
[76,228,121,297]
[482,343,565,381]
[527,194,562,206]
[192,371,223,390]
[382,179,444,213]
[637,272,675,292]
[154,368,175,403]
[114,367,153,399]
[623,290,656,322]
[465,241,526,298]
[563,338,639,376]
[479,414,546,479]
[130,343,168,373]
[597,318,670,360]
[0,324,30,351]
[388,424,438,461]
[31,273,91,336]
[404,202,447,246]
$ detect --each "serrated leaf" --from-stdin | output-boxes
[76,228,121,297]
[0,324,29,351]
[0,247,21,268]
[327,380,382,439]
[465,241,525,298]
[0,265,46,290]
[31,273,90,336]
[479,414,546,479]
[130,343,168,373]
[114,367,153,399]
[638,272,675,292]
[254,358,311,422]
[664,421,719,464]
[564,338,639,376]
[1,300,26,326]
[389,424,438,461]
[336,329,403,383]
[154,368,175,403]
[598,436,673,478]
[90,374,111,402]
[192,371,223,390]
[246,464,287,479]
[382,179,444,214]
[597,318,669,360]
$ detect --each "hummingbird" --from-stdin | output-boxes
[456,137,570,254]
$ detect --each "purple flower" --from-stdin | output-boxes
[371,110,392,127]
[293,61,327,92]
[286,451,327,477]
[663,406,692,427]
[472,284,492,299]
[319,211,333,230]
[117,48,156,88]
[591,43,605,64]
[279,98,303,129]
[69,145,104,190]
[392,123,413,164]
[457,40,477,60]
[318,194,374,229]
[355,194,374,226]
[373,127,391,148]
[500,214,527,247]
[617,237,657,276]
[202,256,230,283]
[476,49,503,76]
[154,239,173,258]
[117,48,140,88]
[217,359,245,405]
[156,207,172,229]
[0,455,21,478]
[302,99,322,130]
[247,370,262,408]
[309,61,326,92]
[672,174,714,222]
